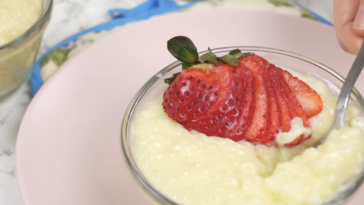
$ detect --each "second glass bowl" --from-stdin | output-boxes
[0,0,53,99]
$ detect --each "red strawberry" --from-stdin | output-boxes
[162,65,220,123]
[163,63,246,139]
[268,65,292,133]
[226,63,255,142]
[275,67,312,147]
[277,68,323,118]
[184,63,246,137]
[264,64,281,143]
[163,40,323,147]
[239,55,270,144]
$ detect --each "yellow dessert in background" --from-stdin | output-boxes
[0,0,42,46]
[0,0,45,97]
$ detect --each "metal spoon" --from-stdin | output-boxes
[316,45,364,146]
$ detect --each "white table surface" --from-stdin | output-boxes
[0,0,334,204]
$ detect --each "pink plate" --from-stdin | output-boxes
[16,9,364,205]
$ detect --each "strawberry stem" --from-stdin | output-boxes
[165,36,254,84]
[167,36,198,64]
[164,72,180,85]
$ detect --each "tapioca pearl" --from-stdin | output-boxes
[311,80,329,95]
[221,176,240,187]
[239,163,260,176]
[176,131,183,136]
[319,127,362,154]
[142,154,153,163]
[173,144,182,151]
[309,111,332,138]
[207,144,217,150]
[149,170,160,179]
[256,145,281,168]
[299,148,319,163]
[351,117,364,130]
[331,127,360,141]
[135,137,149,146]
[188,144,200,152]
[324,97,337,115]
[347,106,361,126]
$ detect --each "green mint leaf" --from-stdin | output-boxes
[218,55,239,66]
[164,72,180,85]
[229,49,241,55]
[198,51,218,65]
[167,36,198,64]
[182,62,194,70]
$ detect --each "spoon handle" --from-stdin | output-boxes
[334,45,364,128]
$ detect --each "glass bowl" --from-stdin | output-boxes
[0,0,53,99]
[121,47,364,205]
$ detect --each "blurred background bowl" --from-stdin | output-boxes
[0,0,53,99]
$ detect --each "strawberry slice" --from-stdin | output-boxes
[242,55,281,145]
[162,64,220,124]
[240,55,270,144]
[275,67,312,147]
[264,64,281,143]
[187,63,246,138]
[277,68,323,118]
[164,63,247,139]
[226,63,255,142]
[268,65,292,133]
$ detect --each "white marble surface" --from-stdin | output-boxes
[0,83,31,205]
[0,1,334,204]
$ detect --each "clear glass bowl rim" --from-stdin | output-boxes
[121,46,364,205]
[0,0,53,51]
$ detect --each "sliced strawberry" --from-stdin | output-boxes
[163,50,321,147]
[240,55,270,144]
[187,63,246,138]
[277,68,323,118]
[264,64,281,143]
[226,63,255,142]
[163,37,324,147]
[162,64,220,123]
[275,67,312,147]
[268,65,291,133]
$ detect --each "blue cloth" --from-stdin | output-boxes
[297,4,334,26]
[29,0,196,96]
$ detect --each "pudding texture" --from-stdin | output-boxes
[0,0,42,46]
[132,69,364,205]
